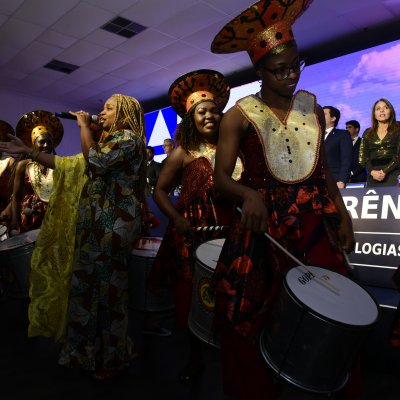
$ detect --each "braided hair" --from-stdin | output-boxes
[107,94,147,202]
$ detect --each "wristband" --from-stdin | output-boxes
[27,148,40,161]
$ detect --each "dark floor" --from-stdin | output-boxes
[0,292,399,400]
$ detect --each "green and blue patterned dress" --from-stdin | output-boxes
[59,129,145,372]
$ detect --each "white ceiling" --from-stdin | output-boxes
[0,0,400,112]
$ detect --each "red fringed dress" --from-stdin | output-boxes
[213,91,358,400]
[151,151,240,328]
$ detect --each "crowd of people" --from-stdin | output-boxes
[0,0,399,399]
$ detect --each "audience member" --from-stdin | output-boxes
[160,138,175,167]
[359,98,400,187]
[323,106,353,188]
[346,120,367,184]
[145,145,161,196]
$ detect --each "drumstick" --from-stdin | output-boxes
[192,225,229,232]
[236,207,340,295]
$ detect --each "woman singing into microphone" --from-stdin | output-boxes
[0,95,147,380]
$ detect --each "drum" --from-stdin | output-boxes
[0,229,40,298]
[259,265,380,394]
[0,225,8,241]
[189,238,224,348]
[129,236,174,312]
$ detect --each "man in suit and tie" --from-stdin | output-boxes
[345,120,367,184]
[146,146,161,196]
[323,106,353,188]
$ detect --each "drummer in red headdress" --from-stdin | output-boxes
[150,69,242,382]
[210,1,361,399]
[10,111,63,235]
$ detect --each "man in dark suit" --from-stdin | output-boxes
[345,120,367,184]
[323,106,353,188]
[146,146,161,196]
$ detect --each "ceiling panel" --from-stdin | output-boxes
[36,29,78,49]
[0,17,44,48]
[52,2,114,38]
[0,0,25,15]
[154,3,225,39]
[84,50,134,74]
[123,0,198,26]
[110,59,163,80]
[84,0,141,13]
[12,0,79,27]
[0,0,398,112]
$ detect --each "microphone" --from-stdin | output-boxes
[55,112,100,124]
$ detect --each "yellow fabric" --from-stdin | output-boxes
[28,154,87,342]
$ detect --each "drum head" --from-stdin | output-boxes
[195,238,225,272]
[0,229,40,251]
[286,266,379,326]
[0,225,7,235]
[132,237,162,257]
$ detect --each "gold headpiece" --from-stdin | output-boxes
[16,110,63,147]
[168,69,230,118]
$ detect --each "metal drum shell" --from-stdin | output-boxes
[128,237,174,312]
[0,229,40,298]
[259,265,380,394]
[188,238,225,348]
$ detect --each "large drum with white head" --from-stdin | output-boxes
[189,238,224,348]
[0,229,40,298]
[129,237,174,312]
[260,265,380,394]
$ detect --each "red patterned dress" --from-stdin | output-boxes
[213,92,357,400]
[20,162,52,232]
[0,157,13,222]
[151,154,238,327]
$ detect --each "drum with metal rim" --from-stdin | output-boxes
[0,229,40,298]
[189,238,224,348]
[129,236,174,312]
[259,265,380,394]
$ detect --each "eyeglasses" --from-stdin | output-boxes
[262,58,306,81]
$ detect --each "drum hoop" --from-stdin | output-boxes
[195,259,215,273]
[284,269,380,328]
[194,238,224,272]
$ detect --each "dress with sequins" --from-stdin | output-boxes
[213,92,349,338]
[150,154,237,327]
[359,127,400,187]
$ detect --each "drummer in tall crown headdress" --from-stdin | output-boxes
[210,1,360,399]
[10,111,63,235]
[0,121,16,226]
[150,69,242,382]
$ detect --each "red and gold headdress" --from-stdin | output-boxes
[16,110,64,147]
[168,69,230,118]
[0,120,15,142]
[211,0,313,65]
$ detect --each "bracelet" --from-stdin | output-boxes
[27,148,40,161]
